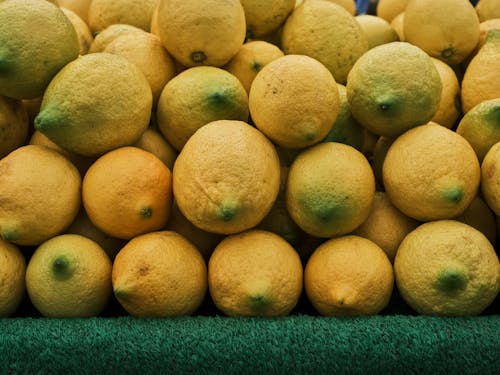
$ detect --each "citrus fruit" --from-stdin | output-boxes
[481,141,500,216]
[249,54,339,149]
[156,0,246,67]
[156,66,249,151]
[25,234,112,317]
[0,239,26,317]
[132,128,177,171]
[281,0,369,84]
[325,0,356,15]
[34,53,152,157]
[208,229,303,317]
[304,235,394,316]
[0,145,81,246]
[58,0,92,24]
[376,0,409,22]
[355,14,400,49]
[383,123,480,221]
[112,231,207,317]
[394,220,500,316]
[0,95,28,158]
[173,120,281,235]
[60,7,93,55]
[286,142,375,238]
[346,41,442,137]
[390,12,406,41]
[0,0,79,99]
[240,0,295,38]
[455,196,497,245]
[88,24,144,53]
[476,0,500,21]
[82,146,172,240]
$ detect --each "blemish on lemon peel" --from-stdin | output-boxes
[190,51,207,64]
[435,267,469,292]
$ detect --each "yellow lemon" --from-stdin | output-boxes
[481,141,500,216]
[304,235,394,316]
[132,128,177,171]
[208,229,303,317]
[0,239,26,317]
[88,24,144,53]
[112,231,207,317]
[376,0,409,22]
[355,15,400,49]
[173,120,281,235]
[240,0,295,38]
[476,0,500,21]
[249,54,339,149]
[455,196,497,245]
[394,220,500,315]
[0,95,28,158]
[58,0,92,24]
[61,7,93,55]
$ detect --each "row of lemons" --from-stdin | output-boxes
[1,0,500,318]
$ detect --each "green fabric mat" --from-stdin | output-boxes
[1,315,499,374]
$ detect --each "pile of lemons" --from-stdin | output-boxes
[1,0,500,318]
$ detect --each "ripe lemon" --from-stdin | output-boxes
[346,42,442,137]
[34,53,152,157]
[404,0,480,66]
[281,0,368,84]
[461,30,500,114]
[173,120,281,235]
[476,0,500,21]
[0,0,79,99]
[61,7,93,55]
[286,142,375,238]
[376,0,409,22]
[249,54,339,149]
[390,12,406,41]
[0,95,28,158]
[156,0,246,67]
[132,128,177,171]
[224,41,284,95]
[383,123,480,221]
[321,84,364,152]
[58,0,92,24]
[104,31,176,105]
[0,145,81,246]
[65,209,126,260]
[82,146,172,240]
[455,196,497,245]
[352,191,420,263]
[0,239,26,317]
[88,0,159,33]
[208,229,303,317]
[165,201,224,262]
[355,15,400,49]
[112,231,207,317]
[466,18,500,60]
[430,58,461,129]
[325,0,356,15]
[394,220,500,316]
[371,136,394,187]
[88,24,144,53]
[240,0,295,38]
[456,98,500,162]
[304,235,394,316]
[25,234,112,317]
[481,141,500,216]
[156,66,249,151]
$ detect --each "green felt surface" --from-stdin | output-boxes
[1,315,499,374]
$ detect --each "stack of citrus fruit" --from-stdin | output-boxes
[0,0,499,318]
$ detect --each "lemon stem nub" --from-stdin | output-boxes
[140,207,152,218]
[436,267,468,292]
[52,256,73,279]
[441,48,455,59]
[190,51,207,64]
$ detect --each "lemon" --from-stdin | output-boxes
[352,191,420,263]
[321,84,364,152]
[88,0,159,33]
[305,235,394,316]
[60,7,93,55]
[173,120,281,235]
[58,0,92,24]
[156,0,246,67]
[461,30,500,114]
[208,229,303,317]
[240,0,295,38]
[346,42,442,137]
[456,98,500,162]
[0,0,79,99]
[371,136,394,187]
[390,12,406,41]
[88,24,144,53]
[325,0,356,15]
[104,31,177,105]
[376,0,409,22]
[83,146,172,240]
[481,141,500,216]
[430,57,462,129]
[383,123,480,221]
[132,128,177,171]
[404,0,480,66]
[224,41,284,95]
[394,220,500,316]
[0,95,28,158]
[281,0,368,84]
[286,142,375,238]
[249,54,339,149]
[156,66,249,151]
[0,239,26,317]
[355,15,400,49]
[0,145,81,246]
[112,231,207,317]
[25,234,112,317]
[455,196,497,245]
[34,53,152,157]
[476,0,500,22]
